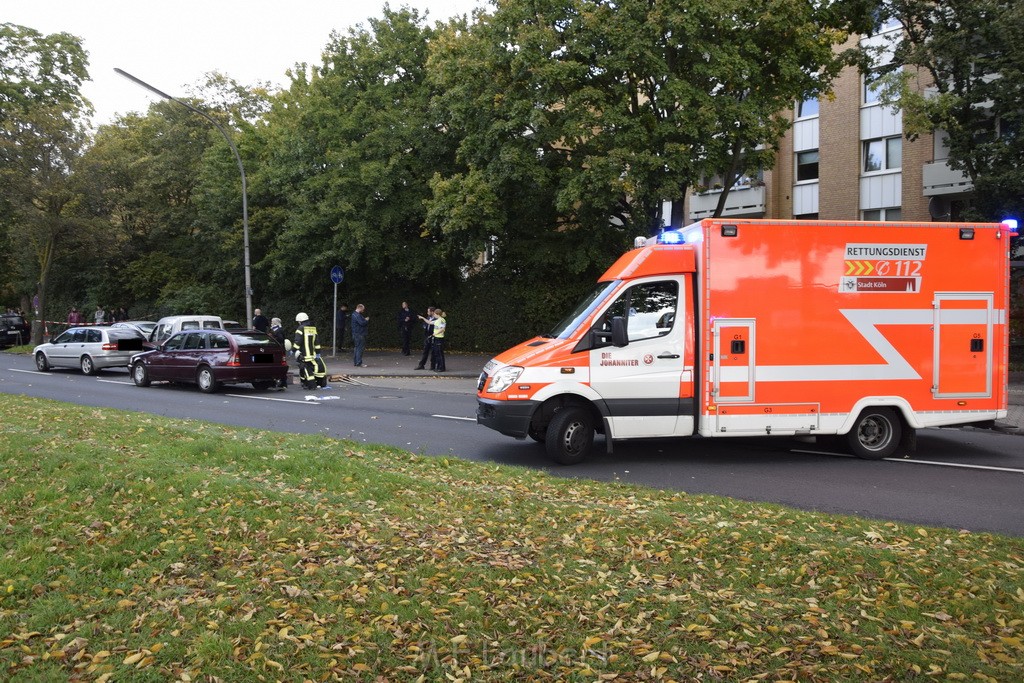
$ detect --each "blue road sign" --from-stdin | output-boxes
[330,266,344,284]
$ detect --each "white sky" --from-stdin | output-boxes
[4,0,487,126]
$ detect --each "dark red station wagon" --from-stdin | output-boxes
[130,329,288,393]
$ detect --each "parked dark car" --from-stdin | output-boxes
[130,329,288,393]
[0,313,31,348]
[34,326,146,374]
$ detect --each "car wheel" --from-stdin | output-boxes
[35,352,49,372]
[545,406,595,465]
[197,366,218,393]
[847,407,902,460]
[80,355,96,375]
[132,362,151,387]
[252,380,274,391]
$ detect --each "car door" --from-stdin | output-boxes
[180,331,208,381]
[150,332,188,381]
[587,278,687,438]
[47,329,76,366]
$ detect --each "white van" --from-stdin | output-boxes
[149,315,224,346]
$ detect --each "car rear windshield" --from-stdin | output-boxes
[232,331,275,348]
[108,328,144,340]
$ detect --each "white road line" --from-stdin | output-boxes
[432,414,475,422]
[9,368,43,375]
[882,457,1024,474]
[793,448,1023,474]
[225,393,318,405]
[96,379,132,385]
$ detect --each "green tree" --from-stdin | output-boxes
[883,0,1024,222]
[0,23,91,341]
[429,0,875,238]
[255,7,464,312]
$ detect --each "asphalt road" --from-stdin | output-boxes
[2,353,1022,537]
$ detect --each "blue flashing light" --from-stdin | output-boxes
[658,230,684,244]
[1002,218,1019,235]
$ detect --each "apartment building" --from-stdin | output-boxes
[677,19,975,226]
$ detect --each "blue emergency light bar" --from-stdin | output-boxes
[1003,218,1019,236]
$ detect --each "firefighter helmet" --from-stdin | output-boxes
[295,312,309,323]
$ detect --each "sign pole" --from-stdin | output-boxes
[330,265,344,356]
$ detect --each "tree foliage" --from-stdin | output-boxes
[0,23,91,340]
[883,0,1024,221]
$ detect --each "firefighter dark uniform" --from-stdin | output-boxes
[293,312,327,389]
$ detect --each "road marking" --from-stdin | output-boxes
[883,457,1024,474]
[225,393,318,405]
[9,368,44,375]
[432,414,475,422]
[97,379,132,385]
[793,448,1023,474]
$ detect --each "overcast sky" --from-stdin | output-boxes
[5,0,487,126]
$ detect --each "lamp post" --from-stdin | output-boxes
[114,68,253,325]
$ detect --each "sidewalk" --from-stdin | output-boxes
[315,349,1024,433]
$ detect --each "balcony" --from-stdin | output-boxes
[689,185,766,220]
[923,160,972,196]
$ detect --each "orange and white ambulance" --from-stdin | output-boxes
[476,218,1016,464]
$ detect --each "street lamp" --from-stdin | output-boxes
[114,68,253,325]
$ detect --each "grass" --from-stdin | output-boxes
[0,393,1022,682]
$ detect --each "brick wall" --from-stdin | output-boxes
[818,49,863,219]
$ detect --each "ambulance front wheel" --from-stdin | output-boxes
[546,406,595,465]
[847,407,902,460]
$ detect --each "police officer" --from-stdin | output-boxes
[293,312,327,389]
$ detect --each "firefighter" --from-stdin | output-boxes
[293,312,327,389]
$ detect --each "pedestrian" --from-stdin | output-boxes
[269,317,286,346]
[431,308,447,372]
[397,301,414,356]
[252,308,270,333]
[93,305,105,325]
[269,317,287,388]
[414,306,435,370]
[292,312,327,389]
[67,307,83,326]
[336,303,349,351]
[115,306,129,322]
[350,304,369,367]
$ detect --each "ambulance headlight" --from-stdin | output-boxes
[487,366,524,393]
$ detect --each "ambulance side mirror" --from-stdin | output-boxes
[611,316,628,347]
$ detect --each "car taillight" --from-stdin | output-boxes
[281,356,288,366]
[102,342,117,350]
[227,354,240,366]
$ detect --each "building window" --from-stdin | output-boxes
[864,70,883,104]
[863,207,902,221]
[796,150,819,182]
[863,136,902,172]
[797,97,819,119]
[794,213,819,220]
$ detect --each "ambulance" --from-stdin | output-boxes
[476,218,1016,464]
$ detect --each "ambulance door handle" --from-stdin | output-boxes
[657,353,680,359]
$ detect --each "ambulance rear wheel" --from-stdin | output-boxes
[847,407,901,460]
[546,406,594,465]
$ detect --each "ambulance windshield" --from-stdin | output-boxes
[546,281,619,340]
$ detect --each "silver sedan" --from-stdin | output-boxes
[34,326,146,375]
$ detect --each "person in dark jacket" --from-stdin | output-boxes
[252,308,270,333]
[335,304,349,352]
[414,306,436,370]
[350,304,369,367]
[397,301,414,356]
[269,317,287,388]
